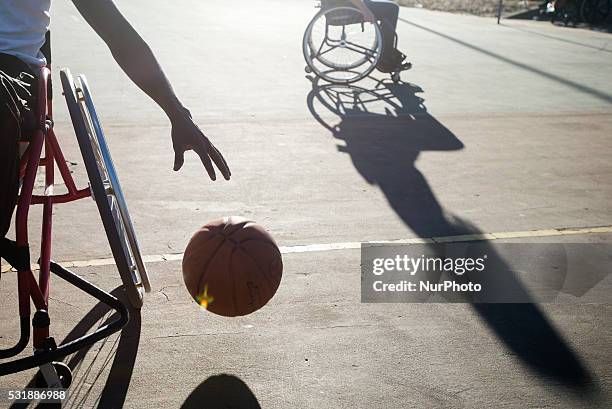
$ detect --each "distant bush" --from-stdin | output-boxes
[397,0,542,16]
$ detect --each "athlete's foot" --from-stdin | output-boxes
[378,50,411,73]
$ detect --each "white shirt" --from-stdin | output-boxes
[0,0,51,68]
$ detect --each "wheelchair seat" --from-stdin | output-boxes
[322,0,366,26]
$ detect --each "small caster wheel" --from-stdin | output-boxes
[35,362,72,388]
[305,65,313,74]
[391,72,401,83]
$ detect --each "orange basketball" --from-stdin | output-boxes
[182,217,283,317]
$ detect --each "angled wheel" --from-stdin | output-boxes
[303,6,382,84]
[60,69,151,309]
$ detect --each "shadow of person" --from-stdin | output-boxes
[307,78,465,238]
[306,77,600,398]
[182,374,262,409]
[10,287,141,409]
[66,287,141,409]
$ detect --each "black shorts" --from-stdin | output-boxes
[0,53,38,238]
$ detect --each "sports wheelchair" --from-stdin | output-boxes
[303,0,408,84]
[0,34,150,389]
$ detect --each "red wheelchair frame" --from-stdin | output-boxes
[0,67,128,384]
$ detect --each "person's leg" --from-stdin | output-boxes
[0,115,19,238]
[364,0,400,65]
[0,114,20,240]
[0,87,21,240]
[0,54,37,241]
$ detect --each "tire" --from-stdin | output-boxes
[60,69,151,309]
[303,6,382,84]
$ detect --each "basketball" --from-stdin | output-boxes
[182,216,283,317]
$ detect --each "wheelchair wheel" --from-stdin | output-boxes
[303,6,382,84]
[60,69,151,309]
[581,0,611,24]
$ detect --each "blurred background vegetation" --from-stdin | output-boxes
[396,0,542,16]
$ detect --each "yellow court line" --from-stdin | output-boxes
[2,225,612,273]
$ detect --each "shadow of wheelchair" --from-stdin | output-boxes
[10,287,141,409]
[306,75,465,238]
[305,76,602,400]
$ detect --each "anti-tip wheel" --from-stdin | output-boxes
[305,65,313,74]
[34,362,72,388]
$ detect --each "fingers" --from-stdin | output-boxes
[172,119,231,180]
[209,144,231,180]
[193,141,217,181]
[173,149,185,171]
[175,142,229,182]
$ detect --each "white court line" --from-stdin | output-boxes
[2,225,612,273]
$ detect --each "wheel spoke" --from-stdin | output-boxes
[318,45,339,57]
[313,36,328,59]
[345,40,375,53]
[343,43,373,57]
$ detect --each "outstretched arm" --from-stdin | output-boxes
[71,0,230,180]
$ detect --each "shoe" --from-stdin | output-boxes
[376,49,409,73]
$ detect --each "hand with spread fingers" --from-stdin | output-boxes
[69,0,232,182]
[170,109,231,181]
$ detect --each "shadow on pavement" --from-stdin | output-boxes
[306,76,602,400]
[399,18,612,105]
[10,287,141,409]
[502,24,612,53]
[182,374,262,409]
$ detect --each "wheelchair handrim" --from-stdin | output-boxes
[60,69,148,309]
[78,75,151,294]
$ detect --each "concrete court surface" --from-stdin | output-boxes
[1,0,612,407]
